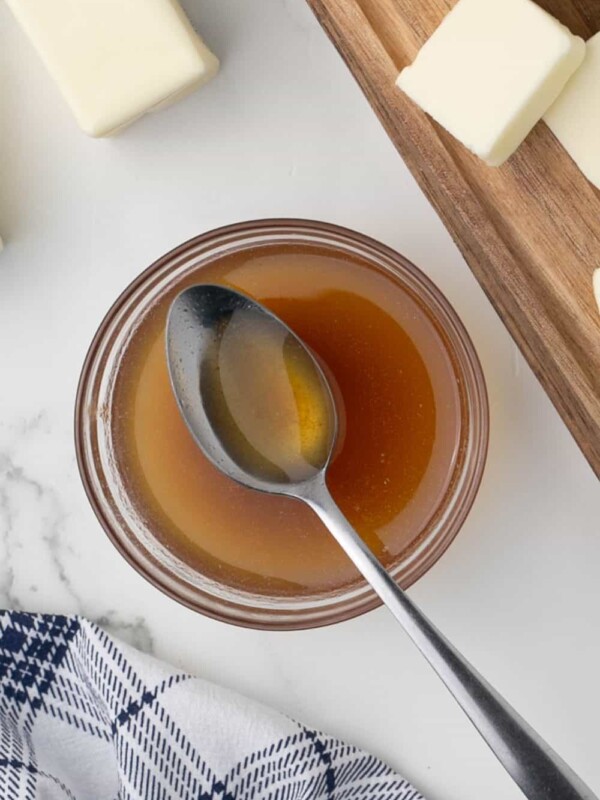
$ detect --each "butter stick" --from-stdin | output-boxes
[545,33,600,191]
[6,0,219,137]
[396,0,585,167]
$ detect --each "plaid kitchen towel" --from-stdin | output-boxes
[0,611,423,799]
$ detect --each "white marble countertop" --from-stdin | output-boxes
[1,2,599,798]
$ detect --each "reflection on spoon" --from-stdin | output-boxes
[201,304,334,484]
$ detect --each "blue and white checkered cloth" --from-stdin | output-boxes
[0,611,423,799]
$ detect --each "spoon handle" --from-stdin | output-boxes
[303,476,597,800]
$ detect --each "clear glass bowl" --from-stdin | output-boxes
[75,219,489,630]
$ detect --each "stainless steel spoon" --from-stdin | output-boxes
[167,283,597,800]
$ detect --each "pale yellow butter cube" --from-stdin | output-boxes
[545,33,600,190]
[396,0,585,166]
[6,0,219,137]
[593,270,600,316]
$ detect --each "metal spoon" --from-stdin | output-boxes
[167,284,596,800]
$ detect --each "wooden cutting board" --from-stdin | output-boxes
[306,0,600,478]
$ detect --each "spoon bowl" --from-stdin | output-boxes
[167,284,337,494]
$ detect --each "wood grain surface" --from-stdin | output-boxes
[306,0,600,477]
